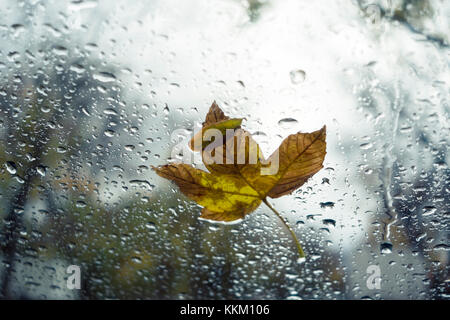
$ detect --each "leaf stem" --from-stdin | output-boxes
[262,198,305,258]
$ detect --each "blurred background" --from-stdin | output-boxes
[0,0,448,299]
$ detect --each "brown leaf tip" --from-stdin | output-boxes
[203,101,229,126]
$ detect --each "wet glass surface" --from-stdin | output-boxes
[0,0,448,299]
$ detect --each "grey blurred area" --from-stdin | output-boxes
[0,0,448,299]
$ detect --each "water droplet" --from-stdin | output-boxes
[145,222,157,232]
[289,69,306,84]
[163,104,170,115]
[41,105,51,113]
[70,63,86,74]
[320,201,335,209]
[94,72,117,83]
[113,165,124,172]
[322,219,336,227]
[422,206,436,216]
[81,107,91,116]
[7,51,20,61]
[103,108,118,116]
[380,242,393,254]
[76,201,87,208]
[131,256,142,264]
[52,45,68,56]
[57,146,67,153]
[69,0,99,11]
[5,161,17,174]
[84,42,98,51]
[36,165,46,177]
[14,176,25,184]
[360,142,373,150]
[400,126,413,133]
[296,257,306,264]
[278,118,298,129]
[104,129,115,137]
[433,243,449,251]
[11,24,25,37]
[129,180,154,191]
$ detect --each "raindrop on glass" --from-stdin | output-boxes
[289,69,306,84]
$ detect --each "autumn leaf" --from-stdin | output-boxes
[189,101,243,152]
[153,101,326,257]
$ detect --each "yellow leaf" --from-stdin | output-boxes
[153,102,327,257]
[152,163,261,216]
[266,126,326,198]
